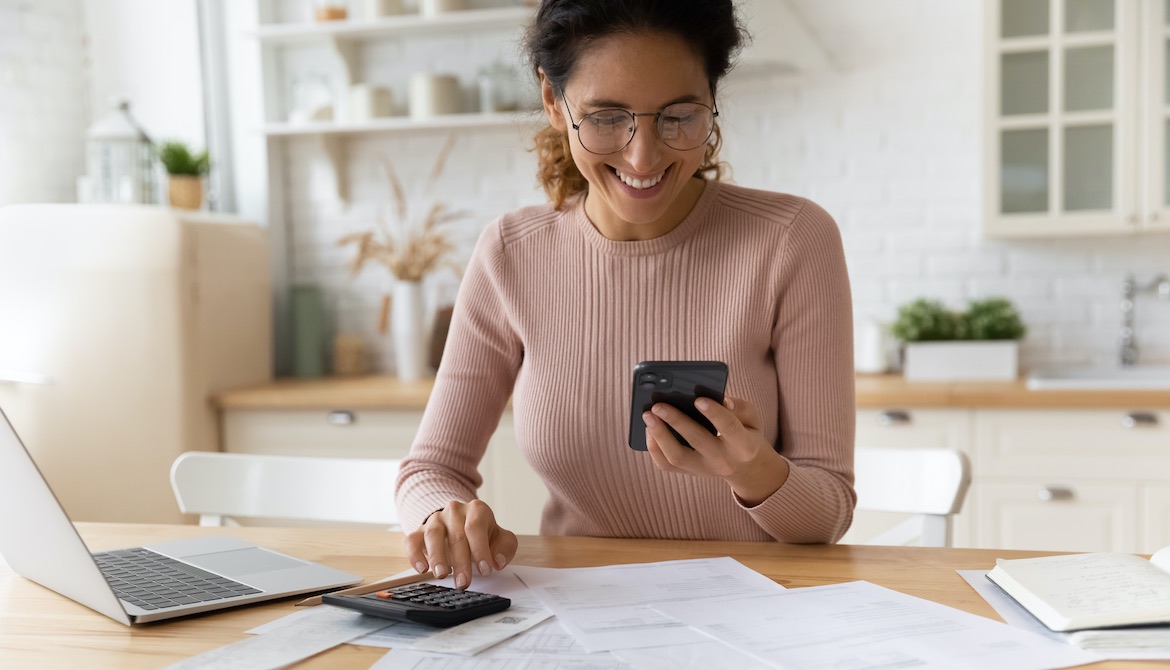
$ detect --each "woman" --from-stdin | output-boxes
[395,0,855,589]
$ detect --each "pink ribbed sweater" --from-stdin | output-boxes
[395,180,856,543]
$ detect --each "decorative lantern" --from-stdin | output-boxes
[85,99,157,204]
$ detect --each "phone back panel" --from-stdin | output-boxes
[628,361,728,451]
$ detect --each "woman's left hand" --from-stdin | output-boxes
[642,395,790,506]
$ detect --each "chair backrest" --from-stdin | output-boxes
[170,452,401,528]
[853,447,971,548]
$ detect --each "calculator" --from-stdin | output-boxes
[322,582,511,627]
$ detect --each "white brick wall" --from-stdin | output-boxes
[0,0,86,205]
[278,0,1170,375]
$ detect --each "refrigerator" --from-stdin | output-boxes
[0,204,272,523]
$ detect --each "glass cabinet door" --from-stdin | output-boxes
[987,0,1136,236]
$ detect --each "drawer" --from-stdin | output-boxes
[221,409,423,458]
[974,479,1139,553]
[975,409,1170,479]
[856,408,971,453]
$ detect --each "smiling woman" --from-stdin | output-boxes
[395,0,857,591]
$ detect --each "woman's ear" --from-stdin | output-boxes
[539,69,568,132]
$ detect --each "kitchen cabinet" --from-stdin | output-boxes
[220,405,547,534]
[982,0,1170,236]
[972,409,1155,552]
[215,375,1170,550]
[855,403,1170,552]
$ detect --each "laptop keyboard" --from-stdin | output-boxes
[93,547,262,611]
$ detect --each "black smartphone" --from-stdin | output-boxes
[628,360,729,451]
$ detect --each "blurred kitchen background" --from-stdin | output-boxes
[4,0,1168,373]
[1,0,1169,552]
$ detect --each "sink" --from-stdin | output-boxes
[1026,365,1170,390]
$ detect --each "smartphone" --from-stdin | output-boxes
[628,360,729,451]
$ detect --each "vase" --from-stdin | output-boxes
[167,175,203,210]
[391,280,428,382]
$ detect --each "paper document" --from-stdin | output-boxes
[512,556,784,652]
[373,619,634,669]
[165,605,394,670]
[654,580,1100,670]
[960,569,1170,661]
[252,569,550,656]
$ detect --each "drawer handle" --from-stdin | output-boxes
[1037,487,1074,502]
[876,410,911,426]
[327,410,356,426]
[1120,412,1158,429]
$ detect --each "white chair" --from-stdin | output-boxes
[169,452,401,529]
[851,447,971,548]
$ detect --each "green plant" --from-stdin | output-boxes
[961,297,1026,341]
[890,298,961,342]
[157,141,210,176]
[891,296,1026,342]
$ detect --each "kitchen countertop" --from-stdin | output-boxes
[211,374,1170,411]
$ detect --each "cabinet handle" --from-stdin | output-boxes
[327,410,356,426]
[876,410,911,426]
[1037,487,1074,502]
[1120,412,1158,428]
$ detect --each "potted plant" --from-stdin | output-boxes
[892,297,1026,381]
[157,141,209,210]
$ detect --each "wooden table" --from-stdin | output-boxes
[2,523,1167,669]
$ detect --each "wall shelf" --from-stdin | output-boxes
[262,110,540,203]
[249,6,533,45]
[261,110,537,137]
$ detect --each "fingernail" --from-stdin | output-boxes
[642,411,658,427]
[414,561,427,573]
[455,573,469,590]
[478,560,491,575]
[433,564,448,578]
[495,553,507,570]
[696,398,711,410]
[726,397,736,410]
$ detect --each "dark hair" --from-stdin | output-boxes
[524,0,746,208]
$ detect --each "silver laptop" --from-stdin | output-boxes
[0,407,362,624]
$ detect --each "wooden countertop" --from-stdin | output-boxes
[212,374,1170,411]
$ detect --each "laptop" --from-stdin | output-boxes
[0,407,363,624]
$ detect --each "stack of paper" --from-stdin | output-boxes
[182,557,1105,670]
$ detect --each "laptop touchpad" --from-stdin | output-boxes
[184,548,307,576]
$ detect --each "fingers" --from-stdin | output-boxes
[489,528,519,571]
[464,500,498,578]
[404,500,516,590]
[643,410,698,468]
[721,395,762,430]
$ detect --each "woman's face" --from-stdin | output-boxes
[541,31,713,241]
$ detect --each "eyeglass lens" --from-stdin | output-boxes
[577,103,714,154]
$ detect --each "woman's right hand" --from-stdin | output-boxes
[404,499,518,590]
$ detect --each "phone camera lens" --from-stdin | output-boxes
[639,372,657,383]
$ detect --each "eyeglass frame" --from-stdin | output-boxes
[559,93,720,155]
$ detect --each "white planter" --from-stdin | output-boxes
[902,341,1019,382]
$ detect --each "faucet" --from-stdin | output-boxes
[1120,273,1170,366]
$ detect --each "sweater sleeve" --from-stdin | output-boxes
[738,199,857,543]
[394,219,523,531]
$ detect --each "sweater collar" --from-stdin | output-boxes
[567,179,721,257]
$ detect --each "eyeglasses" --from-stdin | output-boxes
[561,95,718,155]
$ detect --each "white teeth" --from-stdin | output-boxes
[615,169,664,190]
